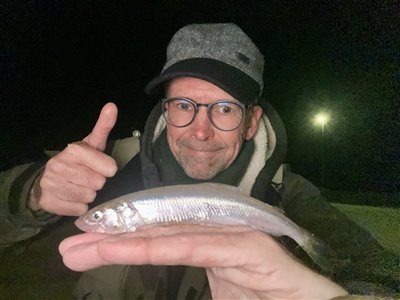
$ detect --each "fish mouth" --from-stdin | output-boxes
[74,218,105,233]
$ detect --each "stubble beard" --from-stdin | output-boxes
[177,155,226,180]
[173,142,230,180]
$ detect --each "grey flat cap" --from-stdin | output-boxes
[145,23,264,104]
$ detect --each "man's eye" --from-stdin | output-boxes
[176,102,192,111]
[215,104,237,115]
[220,106,233,114]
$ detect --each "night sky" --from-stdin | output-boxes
[1,1,399,191]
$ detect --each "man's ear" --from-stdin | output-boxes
[245,106,263,140]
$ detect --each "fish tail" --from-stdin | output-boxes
[302,234,337,274]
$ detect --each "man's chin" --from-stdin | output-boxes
[182,165,221,181]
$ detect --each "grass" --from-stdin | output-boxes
[333,203,400,255]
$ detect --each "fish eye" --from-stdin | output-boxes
[92,211,103,221]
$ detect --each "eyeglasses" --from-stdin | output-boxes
[161,97,252,131]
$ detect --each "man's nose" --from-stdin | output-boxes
[190,108,214,141]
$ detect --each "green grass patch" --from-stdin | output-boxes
[333,203,400,255]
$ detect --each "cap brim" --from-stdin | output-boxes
[145,58,259,104]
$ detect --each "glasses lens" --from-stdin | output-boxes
[210,102,244,131]
[162,99,195,127]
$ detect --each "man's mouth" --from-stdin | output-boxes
[178,143,224,159]
[187,148,220,159]
[179,140,224,152]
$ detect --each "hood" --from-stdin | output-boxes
[139,98,287,195]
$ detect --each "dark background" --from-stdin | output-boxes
[1,1,399,192]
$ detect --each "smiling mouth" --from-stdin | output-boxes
[185,145,223,153]
[177,140,225,158]
[188,147,218,152]
[180,141,223,151]
[185,147,224,160]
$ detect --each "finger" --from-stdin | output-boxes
[60,227,261,271]
[40,194,89,216]
[40,174,97,203]
[62,241,109,271]
[97,230,264,267]
[62,225,248,251]
[61,142,117,177]
[43,182,96,204]
[59,233,109,255]
[45,155,106,190]
[83,102,118,151]
[104,224,252,239]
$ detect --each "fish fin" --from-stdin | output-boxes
[302,234,339,274]
[200,183,249,195]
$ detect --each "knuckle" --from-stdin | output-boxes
[66,142,83,153]
[39,176,53,191]
[47,158,63,173]
[45,157,57,170]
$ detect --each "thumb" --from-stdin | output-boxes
[83,102,118,151]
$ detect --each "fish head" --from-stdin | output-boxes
[75,202,142,234]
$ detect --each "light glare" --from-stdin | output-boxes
[314,113,330,126]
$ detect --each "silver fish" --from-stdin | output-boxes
[75,183,335,272]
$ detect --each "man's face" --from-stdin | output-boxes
[165,77,263,180]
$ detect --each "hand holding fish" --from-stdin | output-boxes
[59,225,348,299]
[29,103,118,216]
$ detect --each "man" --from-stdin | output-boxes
[1,23,398,299]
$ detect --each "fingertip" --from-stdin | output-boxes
[99,102,118,128]
[59,235,77,255]
[107,159,118,177]
[102,102,118,117]
[85,102,118,150]
[99,156,118,178]
[60,244,99,272]
[59,233,108,255]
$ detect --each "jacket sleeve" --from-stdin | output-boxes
[0,161,60,252]
[280,171,399,296]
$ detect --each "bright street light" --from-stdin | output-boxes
[313,112,330,130]
[313,112,330,186]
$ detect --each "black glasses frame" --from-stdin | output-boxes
[161,97,252,131]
